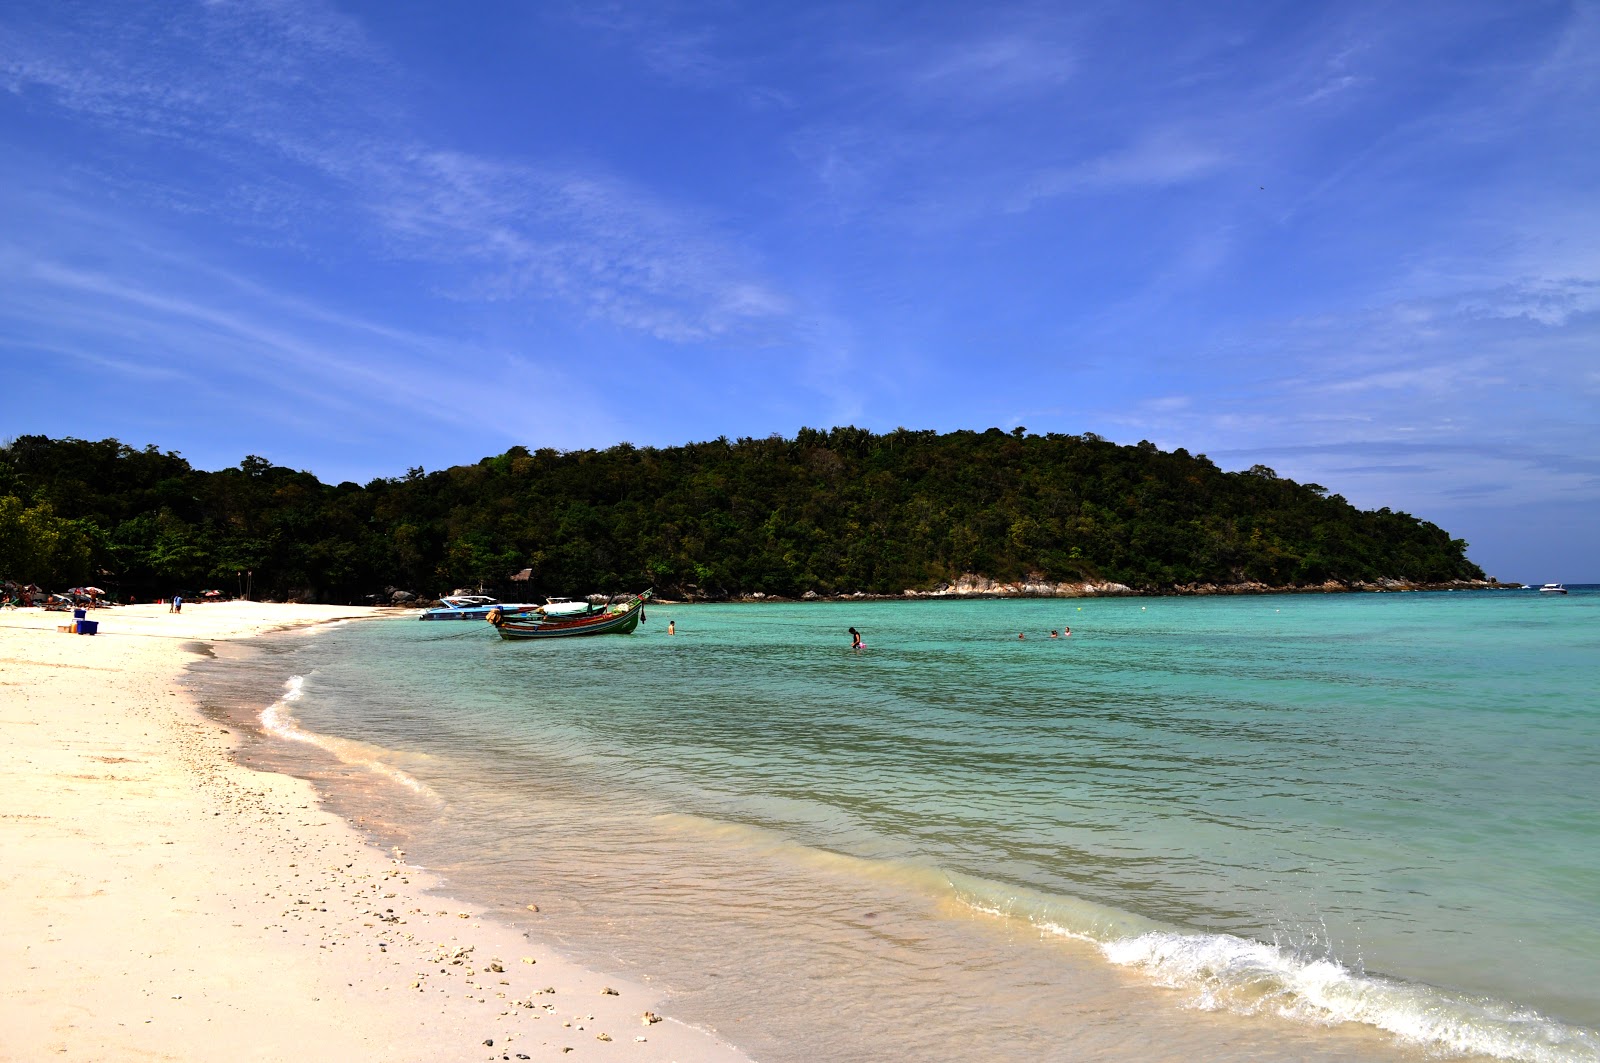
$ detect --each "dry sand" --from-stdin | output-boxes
[0,602,751,1062]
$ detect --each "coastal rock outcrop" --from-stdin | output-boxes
[735,575,1513,602]
[901,574,1134,598]
[657,575,1513,604]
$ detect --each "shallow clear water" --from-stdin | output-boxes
[192,589,1600,1063]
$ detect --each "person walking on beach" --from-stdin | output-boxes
[170,593,182,614]
[849,626,862,650]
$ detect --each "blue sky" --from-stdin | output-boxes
[2,1,1595,582]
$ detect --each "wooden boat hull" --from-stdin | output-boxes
[493,592,650,640]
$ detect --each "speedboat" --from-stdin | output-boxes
[419,595,538,620]
[535,596,600,618]
[1539,583,1568,594]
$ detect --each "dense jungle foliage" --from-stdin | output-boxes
[0,429,1483,601]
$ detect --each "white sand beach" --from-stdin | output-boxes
[0,603,749,1062]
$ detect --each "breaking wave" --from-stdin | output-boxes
[260,674,437,799]
[948,872,1600,1063]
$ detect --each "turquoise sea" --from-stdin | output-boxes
[192,588,1600,1063]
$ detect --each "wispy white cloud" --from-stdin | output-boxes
[4,0,1597,553]
[1009,131,1228,212]
[561,2,728,88]
[0,236,643,475]
[350,150,793,342]
[895,32,1077,103]
[1,0,384,142]
[2,0,792,348]
[10,335,197,384]
[1099,273,1600,516]
[556,1,798,111]
[1527,0,1600,95]
[1457,280,1600,327]
[197,0,377,61]
[15,258,484,429]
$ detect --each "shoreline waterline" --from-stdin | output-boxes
[185,591,1600,1063]
[0,603,750,1062]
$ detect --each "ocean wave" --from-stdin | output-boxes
[650,816,1599,1060]
[260,675,438,800]
[948,872,1600,1063]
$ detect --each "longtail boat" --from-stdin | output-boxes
[487,590,651,640]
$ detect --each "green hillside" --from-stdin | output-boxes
[0,429,1484,601]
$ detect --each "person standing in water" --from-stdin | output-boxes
[849,627,862,650]
[668,620,676,635]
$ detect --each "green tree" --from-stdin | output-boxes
[0,430,1489,601]
[0,496,92,585]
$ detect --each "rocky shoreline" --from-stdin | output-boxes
[397,576,1522,610]
[703,575,1521,603]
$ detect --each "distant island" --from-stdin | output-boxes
[0,429,1503,603]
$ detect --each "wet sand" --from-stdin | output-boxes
[0,602,749,1062]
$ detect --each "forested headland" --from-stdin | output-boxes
[0,428,1488,602]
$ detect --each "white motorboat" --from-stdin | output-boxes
[419,595,538,620]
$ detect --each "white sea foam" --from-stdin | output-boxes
[948,873,1600,1063]
[260,675,435,798]
[1096,929,1598,1062]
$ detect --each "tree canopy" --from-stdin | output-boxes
[0,430,1484,601]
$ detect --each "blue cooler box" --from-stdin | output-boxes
[75,620,99,635]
